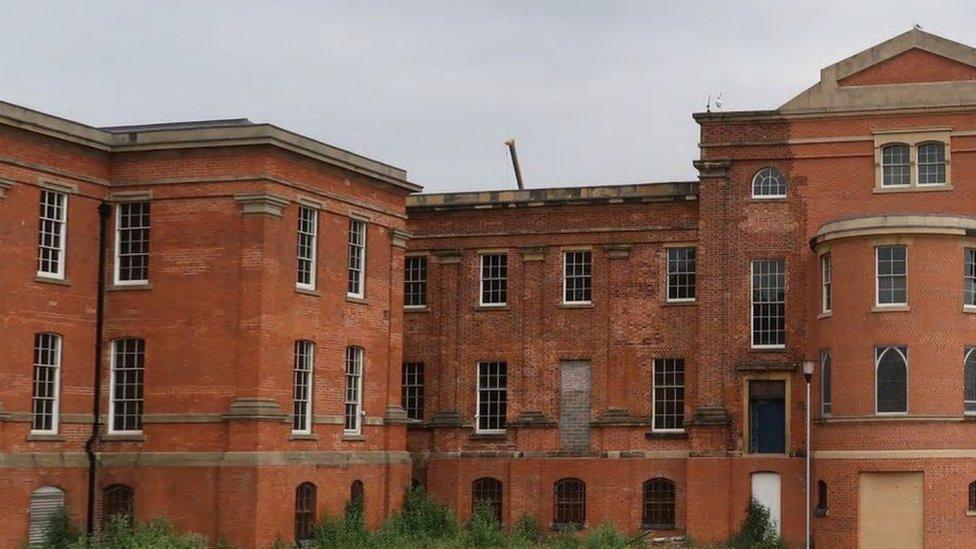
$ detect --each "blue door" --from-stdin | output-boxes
[749,380,786,454]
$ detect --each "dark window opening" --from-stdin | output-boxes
[748,380,786,454]
[102,484,134,525]
[642,478,676,529]
[294,482,317,542]
[969,481,976,512]
[815,481,828,517]
[402,362,425,420]
[553,478,585,528]
[876,346,908,414]
[472,477,503,523]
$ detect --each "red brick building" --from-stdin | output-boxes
[1,28,974,548]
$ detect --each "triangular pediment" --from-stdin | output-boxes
[780,28,976,113]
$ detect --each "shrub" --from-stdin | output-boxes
[42,513,207,549]
[728,498,785,549]
[42,507,81,548]
[509,513,542,545]
[582,524,628,549]
[463,502,504,547]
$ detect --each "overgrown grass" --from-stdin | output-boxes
[306,487,645,548]
[41,509,207,548]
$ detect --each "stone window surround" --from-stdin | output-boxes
[873,128,952,192]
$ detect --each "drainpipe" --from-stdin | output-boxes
[86,201,111,535]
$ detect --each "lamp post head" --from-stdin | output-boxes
[802,360,816,383]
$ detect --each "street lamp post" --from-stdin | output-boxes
[802,360,816,549]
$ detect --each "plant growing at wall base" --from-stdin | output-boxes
[727,498,785,549]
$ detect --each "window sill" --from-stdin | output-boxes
[34,275,71,286]
[558,302,593,309]
[645,430,688,440]
[102,433,146,442]
[108,283,153,292]
[341,434,366,442]
[295,287,320,297]
[966,510,976,517]
[963,306,976,314]
[750,346,788,353]
[642,523,677,531]
[815,509,828,518]
[470,432,507,441]
[872,305,909,313]
[289,433,318,441]
[663,299,696,307]
[873,184,952,194]
[475,305,508,311]
[550,523,586,532]
[748,196,787,203]
[404,306,429,313]
[27,433,65,442]
[817,311,833,319]
[345,295,368,305]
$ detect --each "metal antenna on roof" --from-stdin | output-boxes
[504,138,525,190]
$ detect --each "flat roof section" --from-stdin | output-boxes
[407,181,699,211]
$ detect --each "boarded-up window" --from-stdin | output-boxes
[559,361,590,452]
[29,486,65,545]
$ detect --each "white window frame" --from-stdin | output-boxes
[36,190,68,280]
[344,346,364,435]
[964,248,976,311]
[875,245,908,308]
[347,219,366,298]
[875,346,908,416]
[296,206,318,291]
[108,338,145,435]
[821,253,832,314]
[475,361,507,434]
[404,255,428,309]
[666,246,697,303]
[964,348,976,416]
[479,253,508,307]
[113,202,151,285]
[30,333,62,435]
[750,259,787,349]
[562,250,592,305]
[651,358,685,433]
[915,141,947,186]
[880,143,912,188]
[821,350,831,417]
[292,340,314,434]
[751,167,787,199]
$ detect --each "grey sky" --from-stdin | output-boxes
[1,1,973,192]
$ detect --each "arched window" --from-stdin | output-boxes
[102,484,134,525]
[876,346,908,414]
[969,481,976,512]
[751,167,787,198]
[642,478,676,529]
[294,482,317,542]
[881,144,910,186]
[917,142,946,185]
[472,477,503,523]
[964,348,975,415]
[815,481,828,516]
[350,479,365,509]
[553,478,585,528]
[29,486,65,545]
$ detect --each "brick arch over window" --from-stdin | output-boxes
[642,477,676,529]
[472,477,503,523]
[102,484,134,525]
[294,482,316,543]
[553,478,585,528]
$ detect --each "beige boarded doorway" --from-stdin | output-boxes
[858,472,923,549]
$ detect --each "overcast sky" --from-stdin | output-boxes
[1,1,973,192]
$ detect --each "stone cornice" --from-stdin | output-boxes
[234,193,290,217]
[811,214,976,249]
